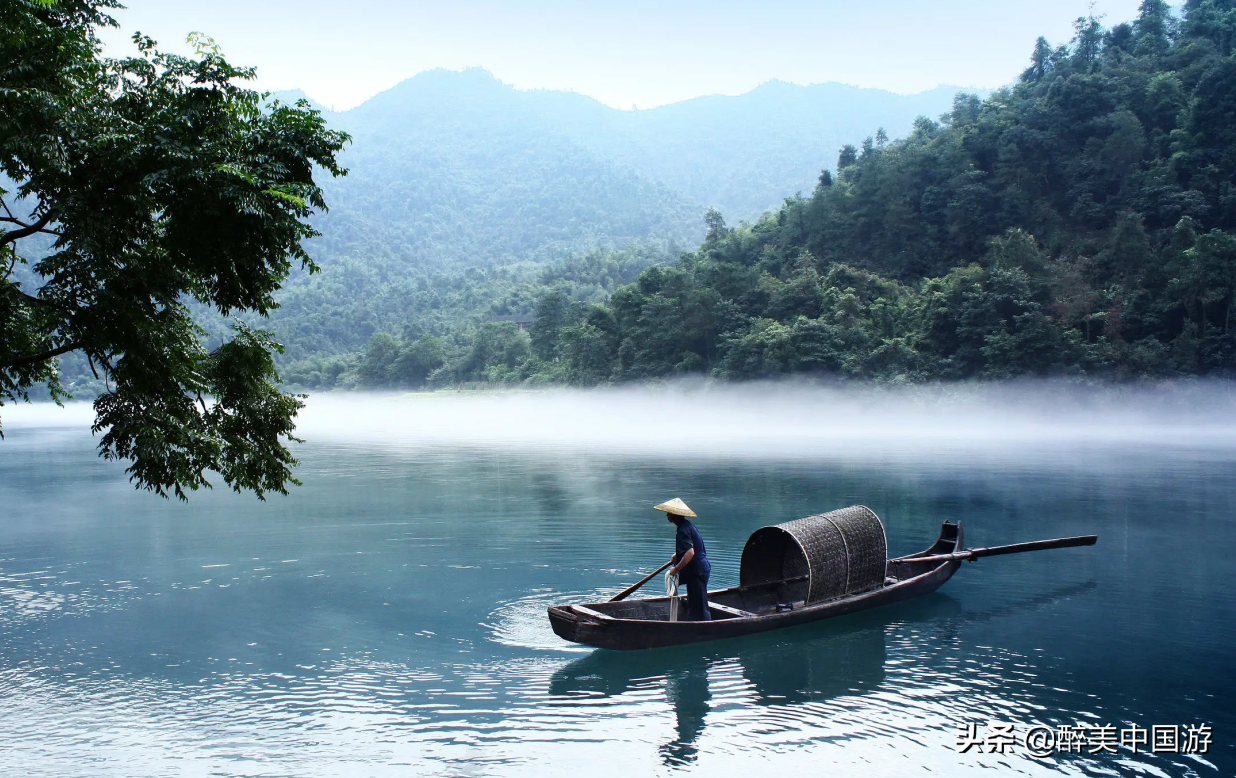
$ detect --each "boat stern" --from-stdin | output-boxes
[547,605,580,643]
[548,605,612,646]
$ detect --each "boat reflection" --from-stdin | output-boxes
[548,609,912,766]
[738,624,885,706]
[549,583,1096,766]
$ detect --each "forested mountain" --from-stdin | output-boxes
[308,69,700,273]
[312,69,972,241]
[348,0,1236,389]
[233,73,967,370]
[253,70,700,362]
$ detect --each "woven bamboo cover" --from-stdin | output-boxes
[739,505,888,604]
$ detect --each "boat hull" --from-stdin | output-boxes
[548,521,964,651]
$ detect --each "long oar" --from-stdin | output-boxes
[609,559,674,602]
[889,534,1097,566]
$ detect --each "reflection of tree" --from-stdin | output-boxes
[660,662,711,766]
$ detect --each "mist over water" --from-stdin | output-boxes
[303,380,1236,463]
[11,380,1236,463]
[2,380,1234,777]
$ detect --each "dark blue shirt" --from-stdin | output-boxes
[674,519,710,579]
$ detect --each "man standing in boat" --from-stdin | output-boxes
[658,498,711,621]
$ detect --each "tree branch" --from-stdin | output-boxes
[13,287,54,307]
[0,215,65,238]
[0,212,54,247]
[0,340,83,369]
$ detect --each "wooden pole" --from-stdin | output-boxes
[889,534,1097,566]
[609,560,674,602]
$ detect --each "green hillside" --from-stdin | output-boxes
[351,1,1236,387]
[227,73,967,378]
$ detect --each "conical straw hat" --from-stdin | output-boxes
[654,498,697,518]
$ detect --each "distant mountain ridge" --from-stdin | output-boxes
[537,77,978,219]
[244,72,974,359]
[277,70,979,223]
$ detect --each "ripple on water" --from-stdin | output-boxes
[484,591,598,653]
[0,613,1225,777]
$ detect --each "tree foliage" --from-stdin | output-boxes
[294,243,674,390]
[1,0,348,498]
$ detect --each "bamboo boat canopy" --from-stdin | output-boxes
[739,505,889,605]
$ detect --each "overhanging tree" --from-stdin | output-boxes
[0,0,349,498]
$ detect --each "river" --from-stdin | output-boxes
[1,384,1232,776]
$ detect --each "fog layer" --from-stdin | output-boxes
[9,381,1234,464]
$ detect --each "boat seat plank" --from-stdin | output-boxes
[572,605,614,621]
[709,602,755,618]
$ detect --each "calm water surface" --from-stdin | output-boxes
[1,405,1233,777]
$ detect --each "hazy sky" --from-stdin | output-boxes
[98,0,1151,111]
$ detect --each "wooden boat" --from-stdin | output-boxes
[547,506,1096,651]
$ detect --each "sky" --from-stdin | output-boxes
[97,0,1152,112]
